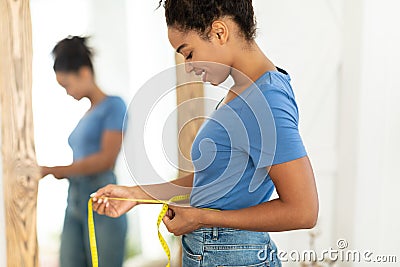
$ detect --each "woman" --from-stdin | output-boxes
[93,1,318,266]
[41,36,127,267]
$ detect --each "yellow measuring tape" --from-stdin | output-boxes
[88,194,190,267]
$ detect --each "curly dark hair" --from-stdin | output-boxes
[157,0,257,41]
[52,36,94,73]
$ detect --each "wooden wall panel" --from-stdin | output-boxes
[0,0,39,266]
[175,54,204,178]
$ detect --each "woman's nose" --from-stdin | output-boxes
[185,61,194,73]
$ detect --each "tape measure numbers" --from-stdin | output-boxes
[88,194,190,267]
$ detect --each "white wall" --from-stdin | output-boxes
[334,1,364,266]
[353,0,400,259]
[334,1,400,266]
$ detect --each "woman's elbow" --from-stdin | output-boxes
[300,204,319,229]
[303,212,318,229]
[97,157,116,172]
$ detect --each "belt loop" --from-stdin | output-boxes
[212,227,218,240]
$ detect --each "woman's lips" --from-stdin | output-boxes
[202,71,207,82]
[193,69,208,83]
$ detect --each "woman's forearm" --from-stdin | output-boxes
[40,153,114,179]
[200,198,318,232]
[135,173,194,202]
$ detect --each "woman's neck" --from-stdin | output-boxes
[230,42,276,93]
[88,84,107,108]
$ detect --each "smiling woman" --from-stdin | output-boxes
[92,1,318,267]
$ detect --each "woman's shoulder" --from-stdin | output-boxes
[104,95,127,108]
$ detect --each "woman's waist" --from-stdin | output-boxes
[69,169,115,180]
[190,226,268,234]
[68,170,116,191]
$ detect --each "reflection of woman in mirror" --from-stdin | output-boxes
[40,36,127,267]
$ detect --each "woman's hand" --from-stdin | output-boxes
[92,185,142,218]
[40,166,67,179]
[162,205,206,236]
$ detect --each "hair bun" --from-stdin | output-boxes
[69,35,87,45]
[52,35,94,72]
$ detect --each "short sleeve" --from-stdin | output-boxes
[104,97,127,132]
[264,86,307,165]
[238,84,307,168]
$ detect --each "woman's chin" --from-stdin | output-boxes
[204,78,219,86]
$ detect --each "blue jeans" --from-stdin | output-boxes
[182,227,281,267]
[60,171,127,267]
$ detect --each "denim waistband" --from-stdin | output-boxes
[191,227,270,234]
[189,227,271,243]
[191,227,245,234]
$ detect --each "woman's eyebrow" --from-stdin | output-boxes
[176,44,188,54]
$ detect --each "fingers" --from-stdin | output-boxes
[39,166,50,178]
[38,167,47,180]
[163,206,178,234]
[91,185,112,214]
[162,215,172,230]
[90,185,138,217]
[162,213,182,236]
[91,184,114,202]
[166,208,175,220]
[96,199,108,215]
[92,197,105,214]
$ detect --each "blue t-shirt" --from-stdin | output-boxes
[68,96,127,161]
[190,69,307,210]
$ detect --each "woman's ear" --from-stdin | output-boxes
[78,66,93,79]
[211,20,229,45]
